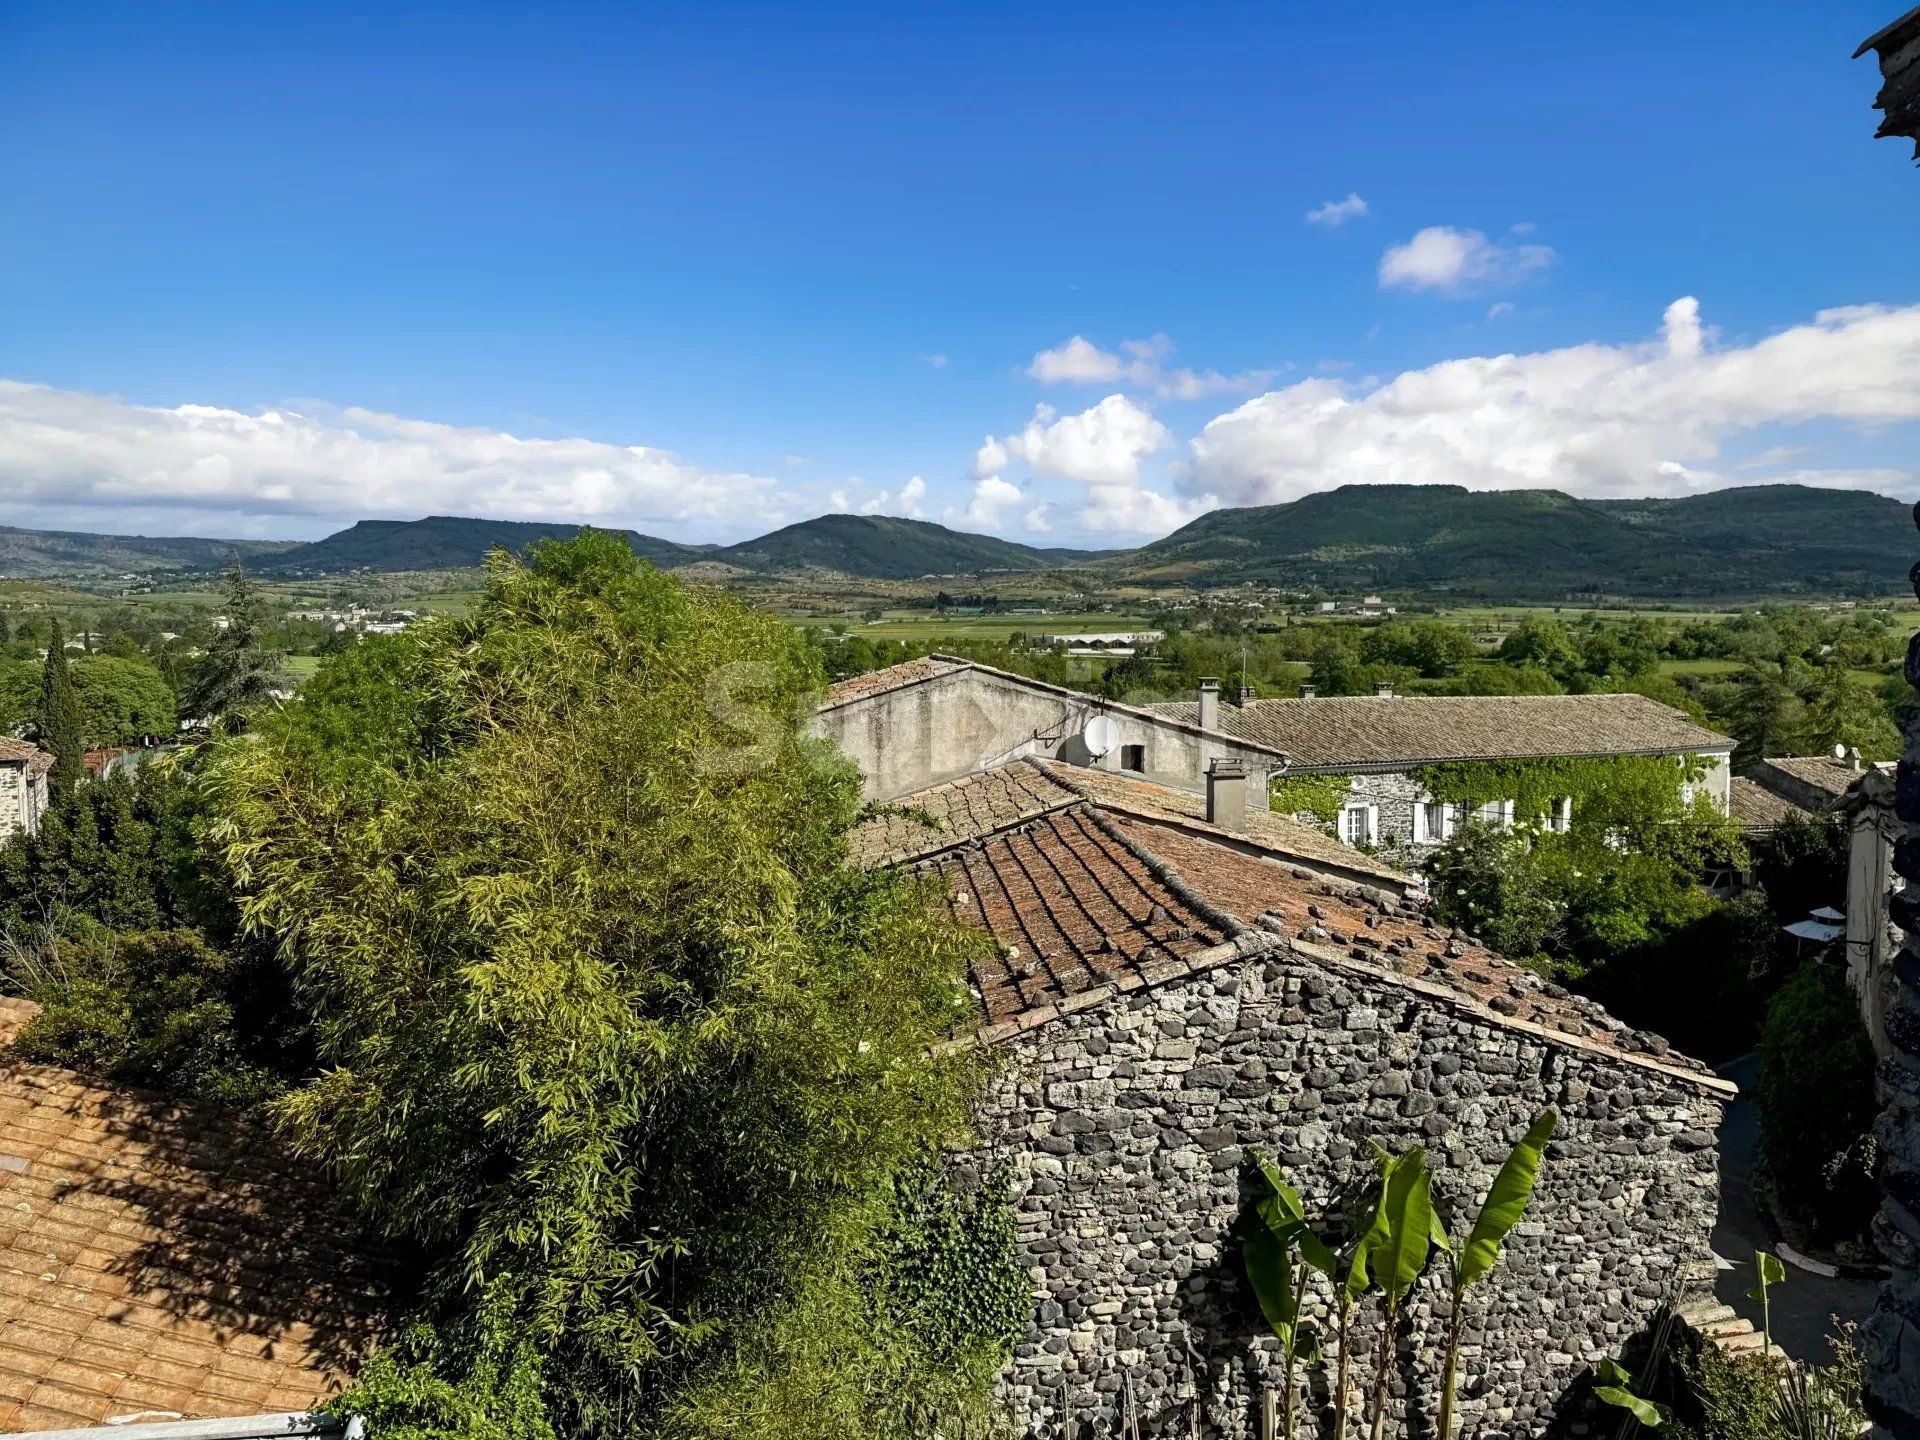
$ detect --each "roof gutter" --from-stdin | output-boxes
[7,1416,350,1440]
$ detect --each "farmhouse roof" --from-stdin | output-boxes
[1748,754,1877,805]
[1147,693,1730,769]
[0,737,50,772]
[857,760,1728,1093]
[0,999,390,1432]
[821,656,970,708]
[1728,777,1807,834]
[819,655,1292,760]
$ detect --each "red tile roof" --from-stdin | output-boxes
[820,657,970,710]
[871,762,1724,1089]
[0,1000,391,1433]
[935,808,1235,1024]
[0,739,47,769]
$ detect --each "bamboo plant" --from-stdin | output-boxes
[1434,1109,1560,1440]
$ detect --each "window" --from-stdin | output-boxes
[1120,744,1145,773]
[1413,801,1456,845]
[1473,799,1514,829]
[1548,797,1573,833]
[1339,804,1378,847]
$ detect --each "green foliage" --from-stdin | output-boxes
[878,1161,1030,1370]
[1755,965,1879,1245]
[1270,773,1353,824]
[37,620,85,793]
[0,766,205,935]
[1422,756,1739,968]
[202,532,1001,1440]
[1803,661,1898,761]
[8,928,288,1104]
[182,558,285,729]
[1596,1356,1669,1428]
[0,653,179,748]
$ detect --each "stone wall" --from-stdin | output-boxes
[968,947,1726,1440]
[813,667,1279,808]
[0,765,28,840]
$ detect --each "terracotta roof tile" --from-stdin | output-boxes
[1748,754,1876,803]
[1031,759,1409,886]
[1728,777,1810,833]
[821,657,970,710]
[849,763,1080,867]
[0,1004,394,1431]
[929,807,1234,1023]
[0,739,46,769]
[1149,693,1731,768]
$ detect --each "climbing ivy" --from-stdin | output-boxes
[1409,753,1717,829]
[1268,773,1353,824]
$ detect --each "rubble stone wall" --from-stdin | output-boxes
[969,949,1726,1440]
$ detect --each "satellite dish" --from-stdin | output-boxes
[1083,714,1118,759]
[1834,742,1849,761]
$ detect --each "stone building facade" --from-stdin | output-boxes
[0,739,52,840]
[1150,689,1735,864]
[850,752,1730,1439]
[815,657,1287,809]
[972,949,1725,1440]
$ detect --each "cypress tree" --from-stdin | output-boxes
[37,620,86,796]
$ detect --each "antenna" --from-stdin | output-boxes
[1834,742,1849,761]
[1082,714,1118,759]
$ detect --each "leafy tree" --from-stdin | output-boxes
[203,533,1001,1440]
[1359,620,1475,678]
[1805,661,1898,761]
[0,655,179,748]
[1726,663,1807,769]
[182,558,284,730]
[36,620,85,793]
[1497,617,1580,675]
[1755,964,1879,1245]
[8,928,287,1104]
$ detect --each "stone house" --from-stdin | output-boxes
[1729,752,1885,835]
[813,657,1289,811]
[850,754,1730,1439]
[1149,688,1734,862]
[0,738,53,840]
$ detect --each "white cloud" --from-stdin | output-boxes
[1306,193,1369,227]
[1023,504,1052,533]
[1378,226,1557,296]
[971,435,1010,479]
[922,353,949,369]
[0,380,787,536]
[944,476,1026,531]
[858,474,927,518]
[1187,297,1920,506]
[981,395,1206,534]
[1026,334,1275,400]
[1486,301,1515,320]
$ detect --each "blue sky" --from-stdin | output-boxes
[3,1,1919,546]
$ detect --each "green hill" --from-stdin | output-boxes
[708,514,1111,579]
[255,516,703,575]
[0,525,300,579]
[1121,483,1915,597]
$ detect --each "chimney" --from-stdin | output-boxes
[1197,677,1220,731]
[1237,682,1256,706]
[1206,758,1247,832]
[1298,682,1317,700]
[1373,681,1396,698]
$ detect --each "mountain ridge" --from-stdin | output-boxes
[0,484,1909,595]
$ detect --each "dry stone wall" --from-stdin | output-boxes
[968,949,1725,1440]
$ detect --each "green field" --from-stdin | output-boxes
[807,610,1153,642]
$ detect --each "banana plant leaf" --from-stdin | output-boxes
[1594,1358,1665,1428]
[1458,1109,1558,1290]
[1254,1152,1339,1275]
[1245,1216,1297,1348]
[1745,1249,1786,1303]
[1370,1146,1437,1301]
